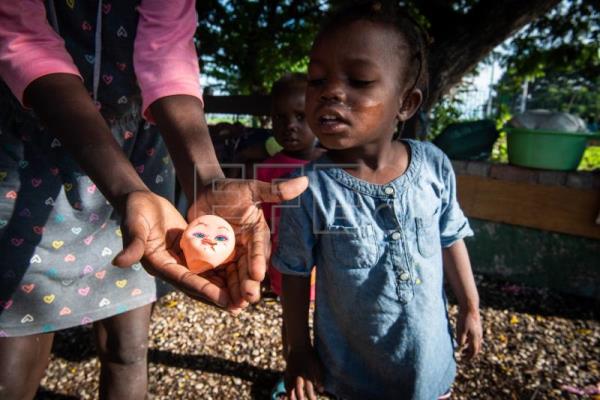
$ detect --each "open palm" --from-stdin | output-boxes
[113,190,231,308]
[188,177,309,311]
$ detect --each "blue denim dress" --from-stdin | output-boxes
[272,140,473,400]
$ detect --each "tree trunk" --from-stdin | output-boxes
[403,0,562,139]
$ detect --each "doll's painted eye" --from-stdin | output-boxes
[215,235,229,242]
[193,232,206,239]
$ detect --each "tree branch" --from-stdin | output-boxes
[426,0,562,110]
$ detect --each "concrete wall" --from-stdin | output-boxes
[453,160,600,299]
[466,219,600,299]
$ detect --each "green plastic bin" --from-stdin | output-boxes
[433,120,498,161]
[506,127,600,171]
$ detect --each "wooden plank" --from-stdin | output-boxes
[203,95,271,116]
[457,175,600,240]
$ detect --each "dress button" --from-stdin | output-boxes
[384,186,395,195]
[391,231,401,240]
[399,272,410,281]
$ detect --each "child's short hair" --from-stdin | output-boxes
[270,73,308,104]
[316,1,430,104]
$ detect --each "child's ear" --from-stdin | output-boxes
[397,89,423,122]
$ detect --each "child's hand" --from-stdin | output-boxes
[456,307,483,360]
[285,346,324,400]
[188,177,309,311]
[112,190,231,308]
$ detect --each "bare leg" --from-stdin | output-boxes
[93,304,153,400]
[0,333,54,400]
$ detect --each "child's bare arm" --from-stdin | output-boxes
[25,73,149,209]
[282,275,312,350]
[281,274,323,399]
[442,239,483,360]
[150,95,225,200]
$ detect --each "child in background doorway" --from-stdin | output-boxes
[255,73,323,399]
[272,3,483,399]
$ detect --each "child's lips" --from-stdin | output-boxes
[318,117,349,134]
[316,108,350,134]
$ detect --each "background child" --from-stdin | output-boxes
[257,73,322,298]
[256,73,322,399]
[272,2,483,399]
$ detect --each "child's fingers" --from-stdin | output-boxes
[157,263,230,308]
[305,380,317,400]
[254,176,309,204]
[239,252,261,304]
[457,327,467,348]
[471,338,479,359]
[225,263,247,314]
[247,220,269,282]
[295,376,306,400]
[225,262,242,304]
[463,331,482,360]
[472,330,483,358]
[112,225,147,268]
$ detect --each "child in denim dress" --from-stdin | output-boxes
[272,3,483,399]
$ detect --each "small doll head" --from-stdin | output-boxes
[180,215,236,274]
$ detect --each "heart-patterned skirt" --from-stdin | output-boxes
[0,89,175,336]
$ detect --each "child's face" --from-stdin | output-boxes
[271,89,316,153]
[306,21,409,150]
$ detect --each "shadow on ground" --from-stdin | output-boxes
[35,389,80,400]
[148,349,280,398]
[447,276,599,321]
[42,328,280,399]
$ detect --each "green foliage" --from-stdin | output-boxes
[427,97,464,140]
[495,0,599,123]
[501,0,599,83]
[195,0,325,95]
[579,146,600,171]
[490,104,512,163]
[427,72,485,140]
[496,72,600,127]
[194,0,598,141]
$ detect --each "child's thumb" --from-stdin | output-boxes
[112,225,147,268]
[255,176,309,203]
[458,328,468,348]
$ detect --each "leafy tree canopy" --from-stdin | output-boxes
[196,0,326,95]
[194,0,597,136]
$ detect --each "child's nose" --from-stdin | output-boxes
[320,79,345,102]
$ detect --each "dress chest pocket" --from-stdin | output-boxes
[322,224,380,268]
[415,209,440,258]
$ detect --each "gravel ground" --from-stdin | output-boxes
[37,275,599,400]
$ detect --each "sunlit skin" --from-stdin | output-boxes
[271,90,320,161]
[180,215,236,274]
[305,20,423,184]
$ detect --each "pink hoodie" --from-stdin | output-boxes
[0,0,202,121]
